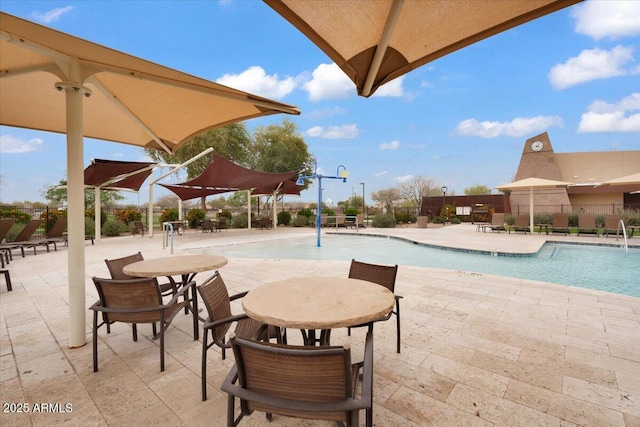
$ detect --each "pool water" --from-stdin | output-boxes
[196,235,640,297]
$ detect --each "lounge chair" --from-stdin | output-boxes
[603,215,626,238]
[45,217,67,249]
[550,213,570,236]
[486,213,506,232]
[509,214,529,234]
[215,217,227,231]
[200,219,214,232]
[221,329,374,427]
[0,218,23,258]
[577,214,599,236]
[1,268,11,291]
[336,215,346,228]
[3,219,50,255]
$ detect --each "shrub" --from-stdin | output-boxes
[218,209,232,220]
[344,208,359,216]
[450,217,461,224]
[433,216,446,224]
[231,212,248,228]
[568,213,578,227]
[534,213,552,225]
[371,213,396,228]
[160,209,179,223]
[43,209,66,231]
[85,217,95,237]
[114,208,142,225]
[291,215,309,227]
[0,209,31,223]
[395,211,416,224]
[277,211,292,226]
[102,219,128,236]
[85,207,107,227]
[623,209,640,226]
[186,209,205,228]
[297,208,314,218]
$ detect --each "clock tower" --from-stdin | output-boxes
[509,132,571,208]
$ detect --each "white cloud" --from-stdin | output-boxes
[371,77,405,97]
[549,46,638,90]
[379,140,400,150]
[578,92,640,133]
[571,0,640,40]
[216,66,296,99]
[375,171,388,177]
[304,124,359,139]
[32,6,73,23]
[393,175,414,183]
[455,116,563,138]
[304,106,347,120]
[302,63,354,101]
[0,135,44,153]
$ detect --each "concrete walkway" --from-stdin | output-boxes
[1,224,639,426]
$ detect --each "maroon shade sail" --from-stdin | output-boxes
[159,184,232,201]
[84,159,155,191]
[251,178,301,196]
[173,153,299,194]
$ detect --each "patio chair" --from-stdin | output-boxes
[509,214,530,234]
[348,259,401,353]
[577,214,599,236]
[3,219,50,255]
[132,221,147,237]
[201,219,214,232]
[216,217,228,231]
[1,268,11,291]
[90,276,197,372]
[105,252,179,298]
[603,215,626,238]
[45,216,67,249]
[550,213,570,235]
[221,329,374,427]
[486,213,506,232]
[197,272,284,401]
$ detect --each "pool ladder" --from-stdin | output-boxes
[617,219,629,253]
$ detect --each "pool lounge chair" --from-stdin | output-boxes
[486,213,506,232]
[603,215,627,238]
[509,214,529,234]
[550,213,570,236]
[45,217,67,249]
[577,214,599,236]
[0,218,23,258]
[3,219,50,255]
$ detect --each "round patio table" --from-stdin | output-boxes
[242,277,394,346]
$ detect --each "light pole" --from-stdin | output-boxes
[359,182,365,219]
[296,161,348,247]
[441,185,448,223]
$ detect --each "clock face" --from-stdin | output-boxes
[531,141,544,151]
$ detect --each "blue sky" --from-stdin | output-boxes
[1,0,639,207]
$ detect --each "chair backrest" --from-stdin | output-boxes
[202,219,212,228]
[197,273,234,339]
[604,215,621,229]
[579,214,596,228]
[349,259,398,293]
[11,219,42,242]
[92,276,162,323]
[356,214,364,225]
[105,252,144,280]
[0,218,15,242]
[230,335,353,422]
[47,217,67,238]
[514,215,529,227]
[552,213,569,227]
[490,213,505,226]
[336,216,345,225]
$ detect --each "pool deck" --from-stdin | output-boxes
[1,224,639,426]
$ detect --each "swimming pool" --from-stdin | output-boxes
[193,234,640,297]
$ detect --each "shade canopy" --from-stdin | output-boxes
[176,153,299,192]
[159,184,231,201]
[497,177,571,233]
[251,178,301,197]
[599,173,640,187]
[264,0,581,97]
[0,12,300,348]
[84,159,156,191]
[0,12,300,154]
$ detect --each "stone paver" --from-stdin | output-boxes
[0,224,638,426]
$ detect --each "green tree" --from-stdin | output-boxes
[41,179,124,207]
[144,123,253,179]
[250,119,311,174]
[464,184,491,195]
[227,191,248,209]
[371,188,402,212]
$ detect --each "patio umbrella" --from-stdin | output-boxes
[496,177,571,233]
[0,12,300,348]
[264,0,581,97]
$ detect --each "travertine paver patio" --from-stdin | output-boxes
[1,224,639,426]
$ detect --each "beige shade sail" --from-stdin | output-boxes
[265,0,581,97]
[0,12,300,348]
[497,177,571,233]
[599,173,640,187]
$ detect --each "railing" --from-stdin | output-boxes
[618,219,629,253]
